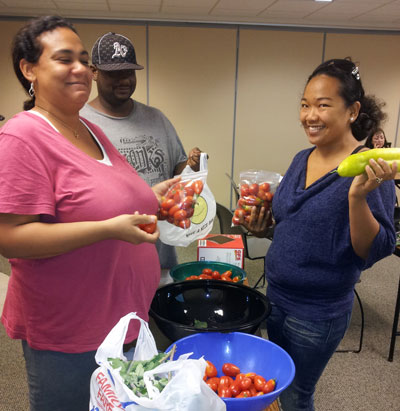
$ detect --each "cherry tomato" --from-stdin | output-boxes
[218,386,232,398]
[202,268,213,275]
[232,276,240,282]
[229,380,242,397]
[205,361,217,378]
[249,384,257,397]
[138,221,157,234]
[186,207,194,218]
[232,216,240,226]
[221,270,232,278]
[193,180,204,195]
[254,375,267,391]
[161,198,175,210]
[206,377,219,392]
[198,274,212,280]
[181,196,194,209]
[240,376,252,390]
[185,275,199,280]
[245,195,262,206]
[183,186,194,197]
[173,209,187,221]
[158,208,169,220]
[245,372,256,381]
[168,204,181,217]
[178,218,191,229]
[237,198,246,208]
[211,270,221,280]
[184,180,194,188]
[257,190,267,201]
[262,379,276,394]
[259,182,270,192]
[237,389,251,398]
[248,183,259,196]
[265,192,273,202]
[220,275,232,282]
[235,373,245,382]
[219,376,233,388]
[222,363,240,377]
[173,190,185,204]
[240,184,250,197]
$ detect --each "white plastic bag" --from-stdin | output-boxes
[158,153,216,247]
[89,312,226,411]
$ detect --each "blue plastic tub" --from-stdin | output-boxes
[167,332,295,411]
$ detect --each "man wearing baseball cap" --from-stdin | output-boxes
[81,32,202,284]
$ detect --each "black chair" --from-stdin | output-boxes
[215,203,269,288]
[336,288,364,354]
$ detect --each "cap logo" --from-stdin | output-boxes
[112,42,128,59]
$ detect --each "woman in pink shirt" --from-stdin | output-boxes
[0,16,177,411]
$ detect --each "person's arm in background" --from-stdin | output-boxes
[174,147,203,174]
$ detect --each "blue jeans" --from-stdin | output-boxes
[22,341,98,411]
[266,304,351,411]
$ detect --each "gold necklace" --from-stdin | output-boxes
[35,105,80,138]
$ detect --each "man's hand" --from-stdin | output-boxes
[187,147,203,171]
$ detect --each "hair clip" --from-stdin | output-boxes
[351,66,360,80]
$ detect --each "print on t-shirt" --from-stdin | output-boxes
[120,135,166,185]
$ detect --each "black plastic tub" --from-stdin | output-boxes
[150,280,271,342]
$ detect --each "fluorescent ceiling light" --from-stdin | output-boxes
[315,0,333,2]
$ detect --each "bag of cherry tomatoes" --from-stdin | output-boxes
[158,153,216,247]
[232,170,281,226]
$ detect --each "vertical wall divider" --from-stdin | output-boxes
[230,26,240,210]
[146,23,149,106]
[394,102,400,148]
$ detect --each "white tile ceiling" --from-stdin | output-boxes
[1,0,400,31]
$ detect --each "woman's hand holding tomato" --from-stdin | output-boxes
[106,213,159,245]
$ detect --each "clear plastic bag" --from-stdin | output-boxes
[232,169,281,226]
[89,313,226,411]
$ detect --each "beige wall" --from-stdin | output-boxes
[0,19,399,208]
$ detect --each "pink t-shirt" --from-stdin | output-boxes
[0,111,160,353]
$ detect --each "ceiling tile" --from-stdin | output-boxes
[161,7,215,16]
[54,2,109,11]
[1,0,56,6]
[215,0,274,10]
[108,4,160,13]
[163,0,217,7]
[108,0,161,5]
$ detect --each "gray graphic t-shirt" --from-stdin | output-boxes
[80,100,187,268]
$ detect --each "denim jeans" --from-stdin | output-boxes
[266,304,351,411]
[22,341,98,411]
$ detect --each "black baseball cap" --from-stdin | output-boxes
[91,32,144,71]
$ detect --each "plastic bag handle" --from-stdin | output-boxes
[199,152,208,172]
[95,312,158,365]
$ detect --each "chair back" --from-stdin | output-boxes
[216,203,245,235]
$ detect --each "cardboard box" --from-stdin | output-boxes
[197,234,244,268]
